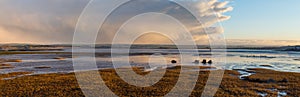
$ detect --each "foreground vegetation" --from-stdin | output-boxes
[0,66,299,97]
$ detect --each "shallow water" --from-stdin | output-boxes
[0,49,300,76]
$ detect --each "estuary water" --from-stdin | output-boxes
[0,48,300,75]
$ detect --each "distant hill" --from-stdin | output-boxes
[0,44,65,51]
[0,44,282,50]
[278,45,300,51]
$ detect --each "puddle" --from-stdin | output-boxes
[257,92,268,97]
[236,70,255,80]
[278,91,287,97]
[265,88,288,97]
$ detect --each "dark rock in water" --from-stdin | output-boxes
[201,59,207,64]
[194,60,200,64]
[208,60,212,64]
[171,60,177,64]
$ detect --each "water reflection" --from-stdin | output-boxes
[0,49,300,76]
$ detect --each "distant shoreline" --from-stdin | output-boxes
[0,44,291,50]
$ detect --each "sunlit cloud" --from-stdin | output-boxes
[0,0,232,44]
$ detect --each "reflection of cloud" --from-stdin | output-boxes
[0,0,232,44]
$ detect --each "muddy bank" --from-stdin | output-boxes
[0,66,299,96]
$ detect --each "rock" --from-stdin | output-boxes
[194,60,200,64]
[171,60,177,64]
[208,60,212,64]
[202,59,207,64]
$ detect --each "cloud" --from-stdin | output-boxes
[188,0,233,34]
[0,0,88,44]
[0,0,233,44]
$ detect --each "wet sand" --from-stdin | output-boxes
[0,66,299,97]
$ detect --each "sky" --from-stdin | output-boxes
[0,0,299,45]
[223,0,300,41]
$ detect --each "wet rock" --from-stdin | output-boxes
[171,60,177,64]
[201,59,207,64]
[194,60,200,64]
[208,60,212,64]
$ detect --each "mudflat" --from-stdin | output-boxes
[0,66,299,97]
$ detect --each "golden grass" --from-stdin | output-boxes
[0,66,299,96]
